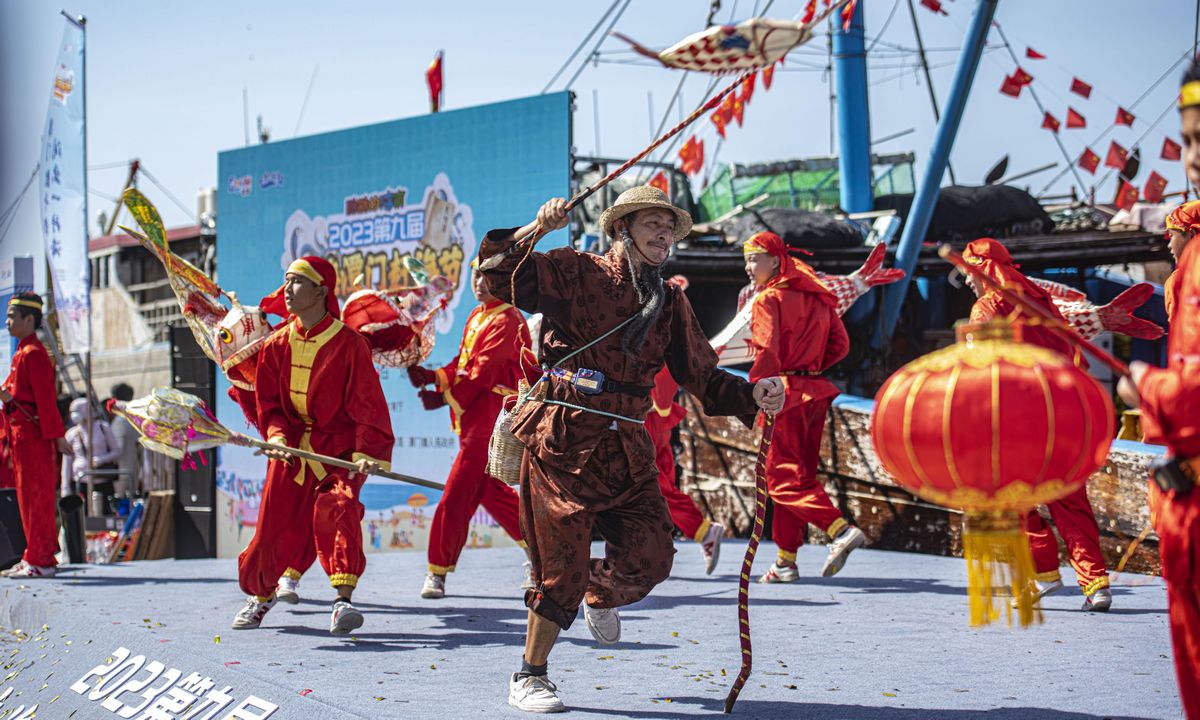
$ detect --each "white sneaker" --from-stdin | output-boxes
[520,561,536,591]
[1,561,55,579]
[330,598,364,635]
[1083,587,1112,612]
[421,572,446,599]
[231,595,277,629]
[508,672,566,713]
[276,575,300,604]
[700,523,724,576]
[820,526,866,577]
[1012,578,1063,609]
[583,604,621,645]
[757,562,799,584]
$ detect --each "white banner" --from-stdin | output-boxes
[40,17,90,353]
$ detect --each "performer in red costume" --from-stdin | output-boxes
[1119,175,1200,719]
[646,365,725,574]
[741,232,866,583]
[0,293,68,579]
[409,260,532,599]
[961,237,1112,612]
[231,257,393,635]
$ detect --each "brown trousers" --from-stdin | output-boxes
[521,428,675,630]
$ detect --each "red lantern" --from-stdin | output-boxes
[871,322,1114,626]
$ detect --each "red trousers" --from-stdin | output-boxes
[1151,482,1200,719]
[11,422,58,567]
[1025,484,1109,595]
[646,413,707,541]
[239,459,366,599]
[428,432,523,573]
[766,398,846,557]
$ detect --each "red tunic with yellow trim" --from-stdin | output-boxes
[1138,239,1200,719]
[2,334,66,568]
[434,300,531,437]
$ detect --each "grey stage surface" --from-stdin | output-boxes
[0,541,1184,719]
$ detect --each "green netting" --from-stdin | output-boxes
[697,159,916,222]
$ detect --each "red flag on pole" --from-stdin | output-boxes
[1143,171,1168,204]
[920,0,948,15]
[425,51,444,113]
[762,62,776,90]
[719,93,735,125]
[1105,141,1129,170]
[679,136,705,176]
[1070,77,1092,99]
[801,0,818,23]
[999,74,1023,98]
[1114,180,1139,211]
[732,95,745,127]
[1163,136,1183,161]
[711,110,727,139]
[1013,67,1034,86]
[1065,107,1086,129]
[649,170,670,197]
[740,72,757,105]
[1078,147,1101,174]
[841,0,858,31]
[1115,107,1136,127]
[1041,112,1061,133]
[1025,47,1046,60]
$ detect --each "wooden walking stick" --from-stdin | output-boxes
[723,412,775,714]
[109,387,445,492]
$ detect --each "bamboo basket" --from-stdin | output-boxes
[487,380,531,485]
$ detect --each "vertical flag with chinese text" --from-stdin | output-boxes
[40,17,89,353]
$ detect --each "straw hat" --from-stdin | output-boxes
[599,185,693,241]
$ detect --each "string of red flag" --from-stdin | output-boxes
[678,59,783,177]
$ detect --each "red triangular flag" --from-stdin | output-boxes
[1114,180,1139,211]
[1078,147,1101,174]
[649,171,670,197]
[719,93,735,125]
[1070,77,1092,99]
[1025,47,1046,60]
[1143,171,1168,204]
[999,74,1023,98]
[732,95,745,127]
[1013,67,1034,86]
[1115,107,1135,127]
[1041,112,1061,133]
[740,72,757,105]
[1105,141,1129,170]
[801,0,818,23]
[1162,136,1183,161]
[679,136,697,175]
[762,63,776,90]
[841,0,858,31]
[1066,107,1086,129]
[920,0,948,14]
[711,110,727,139]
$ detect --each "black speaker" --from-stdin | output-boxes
[170,325,217,559]
[0,488,26,570]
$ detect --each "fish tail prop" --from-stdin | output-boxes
[724,413,774,713]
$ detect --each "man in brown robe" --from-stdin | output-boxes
[479,186,784,713]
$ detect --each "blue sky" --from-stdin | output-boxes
[0,0,1192,291]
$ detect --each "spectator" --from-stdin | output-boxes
[61,397,120,512]
[109,383,140,497]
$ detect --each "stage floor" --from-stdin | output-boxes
[0,541,1182,719]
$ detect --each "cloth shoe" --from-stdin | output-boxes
[1012,578,1064,609]
[508,672,566,713]
[275,575,300,604]
[231,595,277,629]
[700,523,724,575]
[1082,587,1113,612]
[583,603,621,645]
[820,525,866,577]
[1,561,55,579]
[757,562,799,583]
[520,561,536,591]
[421,572,446,599]
[330,598,364,635]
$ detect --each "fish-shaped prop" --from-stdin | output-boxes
[341,263,454,368]
[612,1,854,73]
[1028,278,1164,341]
[713,243,905,365]
[109,388,445,491]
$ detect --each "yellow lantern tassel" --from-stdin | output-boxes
[962,511,1042,628]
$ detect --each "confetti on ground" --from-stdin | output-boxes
[884,692,898,697]
[299,689,313,697]
[224,662,241,668]
[213,636,220,644]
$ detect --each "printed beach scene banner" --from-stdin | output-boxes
[215,92,571,558]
